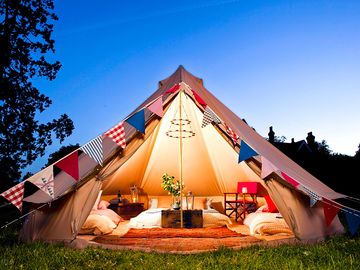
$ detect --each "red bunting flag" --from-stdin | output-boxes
[191,90,207,108]
[165,84,180,94]
[0,181,25,211]
[55,151,79,181]
[322,198,341,226]
[147,97,164,117]
[105,121,126,149]
[280,172,299,188]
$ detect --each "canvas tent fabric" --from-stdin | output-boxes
[16,66,345,243]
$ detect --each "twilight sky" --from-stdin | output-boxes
[29,0,360,173]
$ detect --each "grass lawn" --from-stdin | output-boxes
[0,229,359,270]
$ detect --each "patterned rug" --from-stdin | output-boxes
[93,227,262,253]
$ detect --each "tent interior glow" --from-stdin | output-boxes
[102,91,259,196]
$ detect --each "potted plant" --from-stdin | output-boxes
[161,173,184,210]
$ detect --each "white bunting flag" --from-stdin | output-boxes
[27,166,55,198]
[261,156,279,179]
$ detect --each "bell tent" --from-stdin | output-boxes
[1,66,350,243]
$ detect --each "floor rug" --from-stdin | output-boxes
[93,227,262,253]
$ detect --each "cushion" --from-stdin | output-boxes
[256,205,269,213]
[92,190,103,211]
[258,223,293,235]
[98,200,110,210]
[204,198,213,210]
[210,201,225,214]
[90,209,122,224]
[264,195,278,213]
[149,198,158,209]
[80,214,116,235]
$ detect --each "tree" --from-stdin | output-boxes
[0,0,74,191]
[355,143,360,159]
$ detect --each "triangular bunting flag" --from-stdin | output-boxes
[0,181,25,211]
[297,185,321,207]
[80,136,103,166]
[104,121,126,149]
[55,151,79,181]
[201,106,221,128]
[322,198,341,226]
[27,166,55,198]
[310,197,318,207]
[191,90,207,108]
[126,110,145,134]
[224,123,239,145]
[280,172,299,188]
[345,211,360,235]
[147,97,164,117]
[165,84,180,94]
[261,156,278,179]
[239,140,258,163]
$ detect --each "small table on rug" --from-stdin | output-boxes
[161,209,203,228]
[108,202,144,220]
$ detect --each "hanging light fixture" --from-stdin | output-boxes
[165,89,195,228]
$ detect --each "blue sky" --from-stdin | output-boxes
[29,0,360,173]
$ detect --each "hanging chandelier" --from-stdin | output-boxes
[166,90,195,139]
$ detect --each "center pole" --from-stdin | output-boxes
[179,90,183,228]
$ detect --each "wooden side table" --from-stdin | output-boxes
[161,210,203,228]
[108,202,144,220]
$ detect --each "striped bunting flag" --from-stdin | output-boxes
[80,136,103,166]
[297,185,321,207]
[224,123,239,145]
[105,121,126,149]
[201,106,221,128]
[0,181,25,211]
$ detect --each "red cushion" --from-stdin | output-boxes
[264,195,278,213]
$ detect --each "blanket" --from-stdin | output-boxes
[127,208,231,228]
[244,212,293,236]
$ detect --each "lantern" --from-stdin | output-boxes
[130,185,139,203]
[186,191,194,210]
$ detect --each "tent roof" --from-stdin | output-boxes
[128,65,343,199]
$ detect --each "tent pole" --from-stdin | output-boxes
[179,90,183,228]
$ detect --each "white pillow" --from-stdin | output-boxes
[205,198,213,210]
[80,214,116,235]
[92,190,103,211]
[149,198,158,209]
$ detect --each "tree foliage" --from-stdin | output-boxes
[0,0,74,191]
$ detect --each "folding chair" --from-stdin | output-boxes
[224,182,258,221]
